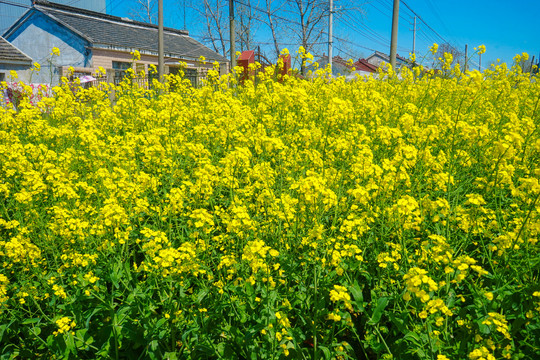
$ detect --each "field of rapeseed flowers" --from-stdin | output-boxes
[1,48,539,359]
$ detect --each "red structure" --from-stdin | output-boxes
[236,50,294,83]
[278,54,291,80]
[237,50,255,83]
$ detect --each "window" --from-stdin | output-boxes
[112,61,131,70]
[169,67,198,87]
[135,63,145,74]
[112,61,131,80]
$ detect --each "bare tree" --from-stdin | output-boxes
[185,0,365,66]
[190,0,228,56]
[514,56,537,73]
[433,42,464,67]
[129,0,157,24]
[284,0,328,54]
[236,0,260,52]
[263,0,285,58]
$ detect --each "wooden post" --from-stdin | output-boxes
[158,0,164,81]
[389,0,399,70]
[229,0,236,69]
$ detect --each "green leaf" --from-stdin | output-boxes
[350,281,364,312]
[245,281,254,297]
[65,333,76,353]
[478,322,491,335]
[84,307,103,328]
[367,297,389,325]
[216,342,226,357]
[22,317,40,325]
[163,351,178,360]
[402,331,421,345]
[46,334,55,348]
[318,345,332,359]
[32,327,41,337]
[196,288,209,303]
[389,312,406,333]
[155,318,168,330]
[110,263,124,289]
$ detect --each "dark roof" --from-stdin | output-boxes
[353,59,378,72]
[0,35,32,64]
[315,55,354,69]
[331,56,352,68]
[28,0,228,63]
[369,51,409,64]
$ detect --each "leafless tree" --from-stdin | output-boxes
[284,0,328,54]
[514,56,537,73]
[433,42,464,67]
[129,0,157,24]
[236,0,260,52]
[190,0,228,56]
[186,0,365,66]
[262,0,285,58]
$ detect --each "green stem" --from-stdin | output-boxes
[508,190,540,254]
[374,325,392,357]
[313,265,318,360]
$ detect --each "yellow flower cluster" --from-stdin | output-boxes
[329,285,353,311]
[403,267,438,303]
[468,346,496,360]
[0,274,8,309]
[1,46,539,359]
[482,312,511,340]
[242,239,279,274]
[53,316,76,336]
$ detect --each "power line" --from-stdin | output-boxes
[333,45,359,61]
[341,11,389,44]
[330,33,379,53]
[399,0,447,44]
[0,0,30,9]
[337,14,389,49]
[423,0,451,36]
[233,0,304,28]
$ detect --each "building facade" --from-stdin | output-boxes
[2,0,229,85]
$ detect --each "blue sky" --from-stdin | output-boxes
[1,0,537,67]
[353,0,539,67]
[109,0,538,68]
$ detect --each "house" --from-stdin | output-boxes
[314,55,378,78]
[353,58,378,74]
[318,55,353,76]
[365,51,410,69]
[0,35,33,82]
[0,0,107,35]
[2,0,229,85]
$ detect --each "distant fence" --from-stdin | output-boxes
[81,67,208,89]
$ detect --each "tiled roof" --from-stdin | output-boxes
[369,51,409,64]
[0,35,32,63]
[31,0,228,63]
[353,59,378,72]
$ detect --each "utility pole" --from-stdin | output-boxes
[479,52,481,71]
[229,0,236,69]
[183,0,186,30]
[328,0,333,72]
[464,44,468,71]
[158,0,164,81]
[389,0,399,69]
[412,16,416,56]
